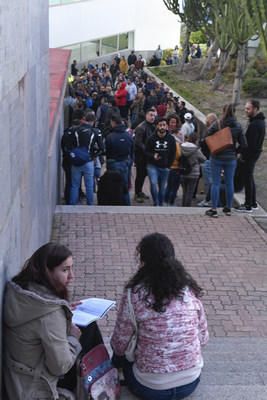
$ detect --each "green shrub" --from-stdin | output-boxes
[190,30,207,44]
[244,67,258,79]
[243,77,267,97]
[163,48,173,61]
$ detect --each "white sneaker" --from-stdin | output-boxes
[197,200,211,207]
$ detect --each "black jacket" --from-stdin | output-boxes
[145,132,176,168]
[61,123,104,160]
[134,120,155,158]
[207,117,247,160]
[105,124,133,161]
[243,112,266,160]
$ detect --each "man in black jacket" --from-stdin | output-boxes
[145,117,176,206]
[105,113,133,205]
[236,100,266,212]
[69,111,104,205]
[61,110,84,204]
[134,109,156,202]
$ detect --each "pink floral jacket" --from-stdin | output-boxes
[111,286,209,373]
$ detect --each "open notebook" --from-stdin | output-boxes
[72,297,116,327]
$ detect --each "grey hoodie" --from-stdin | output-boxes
[181,142,206,178]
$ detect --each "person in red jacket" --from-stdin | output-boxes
[115,81,128,119]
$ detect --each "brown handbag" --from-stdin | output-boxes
[205,127,233,155]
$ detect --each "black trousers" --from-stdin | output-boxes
[135,157,147,195]
[58,322,103,391]
[62,159,72,205]
[244,158,258,207]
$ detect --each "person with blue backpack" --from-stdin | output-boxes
[69,111,104,206]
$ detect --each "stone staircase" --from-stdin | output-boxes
[120,338,267,400]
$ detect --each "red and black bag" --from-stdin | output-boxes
[77,344,120,400]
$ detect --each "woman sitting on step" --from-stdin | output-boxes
[3,242,103,400]
[111,232,209,400]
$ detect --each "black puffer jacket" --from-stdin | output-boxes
[207,117,247,160]
[243,112,266,160]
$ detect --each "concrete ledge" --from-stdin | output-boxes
[55,204,267,217]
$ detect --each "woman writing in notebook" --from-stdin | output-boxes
[3,242,102,400]
[111,233,209,400]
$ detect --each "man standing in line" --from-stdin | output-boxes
[236,99,266,212]
[105,114,133,205]
[134,109,156,202]
[145,117,176,206]
[69,111,104,206]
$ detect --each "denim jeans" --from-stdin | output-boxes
[165,169,181,205]
[107,159,131,205]
[201,159,212,200]
[210,157,237,209]
[70,161,94,205]
[123,359,200,400]
[147,164,169,206]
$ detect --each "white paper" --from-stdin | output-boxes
[72,297,115,327]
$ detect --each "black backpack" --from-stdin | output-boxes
[178,154,192,175]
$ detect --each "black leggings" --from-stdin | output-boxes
[58,322,103,391]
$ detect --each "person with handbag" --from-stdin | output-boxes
[205,104,247,218]
[3,243,103,400]
[111,232,209,400]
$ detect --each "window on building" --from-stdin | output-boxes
[118,33,128,51]
[81,40,100,61]
[101,36,118,56]
[61,31,134,63]
[49,0,82,6]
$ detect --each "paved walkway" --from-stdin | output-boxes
[52,206,267,338]
[52,206,267,398]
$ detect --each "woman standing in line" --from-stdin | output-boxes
[111,232,209,400]
[205,104,247,217]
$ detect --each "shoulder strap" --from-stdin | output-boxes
[74,131,80,147]
[127,288,137,330]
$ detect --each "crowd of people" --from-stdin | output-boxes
[62,52,265,216]
[2,51,266,400]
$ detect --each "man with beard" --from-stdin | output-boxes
[235,100,266,212]
[145,117,176,206]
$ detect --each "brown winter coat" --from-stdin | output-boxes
[3,281,82,400]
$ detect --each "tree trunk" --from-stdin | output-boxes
[178,28,191,73]
[212,50,228,90]
[198,39,218,79]
[222,51,231,72]
[232,43,246,105]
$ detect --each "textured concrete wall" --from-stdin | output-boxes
[0,1,52,390]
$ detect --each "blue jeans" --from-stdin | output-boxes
[210,157,237,209]
[165,169,181,205]
[70,161,94,205]
[123,360,200,400]
[147,164,169,206]
[107,160,131,205]
[201,159,212,199]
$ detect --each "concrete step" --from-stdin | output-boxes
[119,338,267,400]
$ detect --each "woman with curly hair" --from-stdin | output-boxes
[111,233,209,400]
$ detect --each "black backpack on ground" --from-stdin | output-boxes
[97,171,125,205]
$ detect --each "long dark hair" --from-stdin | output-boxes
[12,242,72,300]
[126,233,202,312]
[221,103,236,123]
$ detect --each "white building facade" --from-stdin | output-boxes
[49,0,181,63]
